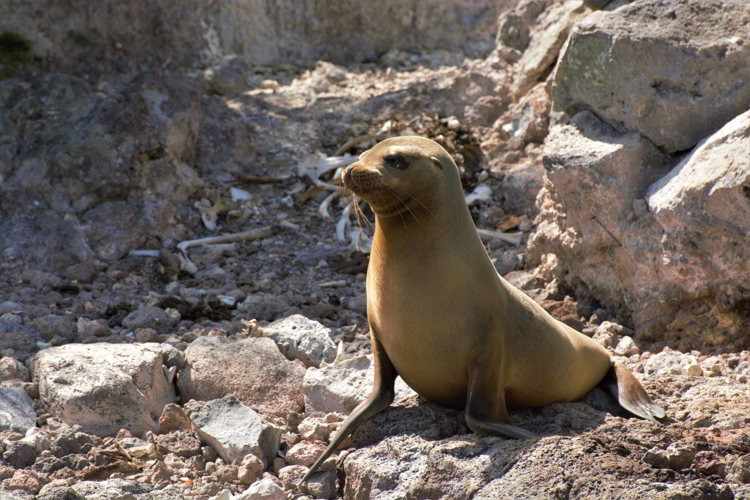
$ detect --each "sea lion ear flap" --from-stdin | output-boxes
[430,156,444,169]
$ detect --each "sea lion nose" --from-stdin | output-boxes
[342,163,357,183]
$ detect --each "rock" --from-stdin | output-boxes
[304,469,337,499]
[178,336,305,419]
[236,477,287,500]
[3,440,37,468]
[303,355,416,415]
[643,442,698,470]
[0,321,40,359]
[189,396,281,465]
[727,454,750,484]
[298,415,344,442]
[159,403,194,433]
[75,317,111,340]
[5,468,44,495]
[31,314,76,342]
[553,0,750,153]
[237,293,292,322]
[285,441,326,467]
[155,430,202,458]
[238,454,264,485]
[32,343,177,436]
[260,314,336,368]
[121,306,179,333]
[614,336,639,357]
[0,387,36,433]
[0,357,30,382]
[510,0,588,97]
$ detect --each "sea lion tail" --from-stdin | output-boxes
[603,363,666,423]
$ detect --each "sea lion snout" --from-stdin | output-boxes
[342,162,388,194]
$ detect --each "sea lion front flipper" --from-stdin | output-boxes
[603,363,666,423]
[464,358,535,439]
[300,331,397,484]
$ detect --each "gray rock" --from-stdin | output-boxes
[727,454,750,484]
[531,108,750,350]
[0,357,30,382]
[642,442,698,470]
[31,314,76,341]
[122,306,179,333]
[0,74,204,271]
[190,396,280,466]
[0,387,36,433]
[235,478,286,500]
[511,0,587,97]
[614,336,639,357]
[0,321,41,357]
[261,314,336,368]
[32,343,176,436]
[553,0,750,152]
[303,355,416,415]
[178,336,305,419]
[2,440,37,468]
[76,318,111,340]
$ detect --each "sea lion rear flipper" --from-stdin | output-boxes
[464,359,535,439]
[604,363,665,423]
[300,332,397,484]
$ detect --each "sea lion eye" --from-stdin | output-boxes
[383,153,408,170]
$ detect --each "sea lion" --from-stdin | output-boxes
[301,136,664,482]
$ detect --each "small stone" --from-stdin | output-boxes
[727,454,750,484]
[272,456,286,475]
[238,454,264,485]
[32,314,76,341]
[122,306,179,333]
[0,313,22,325]
[236,477,286,500]
[190,396,281,465]
[614,336,640,357]
[160,403,194,433]
[135,327,159,342]
[155,431,202,457]
[6,468,44,495]
[76,317,111,339]
[305,469,337,499]
[216,463,239,482]
[0,356,29,382]
[286,441,326,467]
[684,362,703,377]
[3,439,37,468]
[643,442,697,470]
[261,314,336,368]
[0,387,36,433]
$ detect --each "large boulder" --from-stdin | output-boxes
[31,343,177,436]
[177,336,306,419]
[530,109,750,350]
[552,0,750,153]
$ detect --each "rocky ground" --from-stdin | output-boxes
[1,0,749,499]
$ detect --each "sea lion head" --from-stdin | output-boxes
[342,136,460,218]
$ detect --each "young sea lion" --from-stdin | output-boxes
[301,136,664,482]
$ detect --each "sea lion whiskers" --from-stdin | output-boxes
[384,187,421,226]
